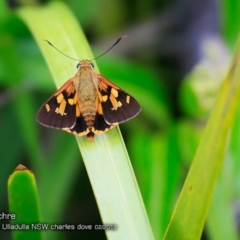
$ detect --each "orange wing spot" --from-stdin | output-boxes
[118,101,122,107]
[98,91,108,103]
[56,93,64,104]
[68,98,74,105]
[111,88,118,98]
[68,93,78,105]
[55,99,67,116]
[110,95,119,110]
[97,102,103,115]
[76,104,81,117]
[102,95,108,102]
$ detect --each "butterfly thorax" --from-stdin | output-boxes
[75,64,98,129]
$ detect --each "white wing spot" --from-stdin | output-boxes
[45,104,50,112]
[126,95,130,104]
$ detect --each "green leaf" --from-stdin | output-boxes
[220,0,240,48]
[8,165,42,240]
[163,38,240,240]
[17,2,154,239]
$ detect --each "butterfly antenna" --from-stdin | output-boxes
[91,36,125,60]
[44,36,124,61]
[43,40,80,61]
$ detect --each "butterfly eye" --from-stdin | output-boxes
[90,62,94,69]
[76,63,80,69]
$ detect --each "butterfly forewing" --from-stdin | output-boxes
[97,75,141,125]
[36,79,78,129]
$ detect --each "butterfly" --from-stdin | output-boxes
[36,60,141,140]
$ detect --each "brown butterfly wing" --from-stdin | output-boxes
[92,113,114,134]
[97,74,141,125]
[36,79,78,129]
[64,114,90,136]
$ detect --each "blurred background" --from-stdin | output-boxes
[0,0,240,239]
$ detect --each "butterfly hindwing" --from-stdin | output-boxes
[63,111,90,136]
[36,79,78,129]
[92,112,115,134]
[97,75,141,125]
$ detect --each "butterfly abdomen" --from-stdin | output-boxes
[80,103,96,129]
[77,69,98,130]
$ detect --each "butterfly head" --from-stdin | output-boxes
[76,60,94,71]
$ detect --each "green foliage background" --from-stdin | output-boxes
[1,0,240,240]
